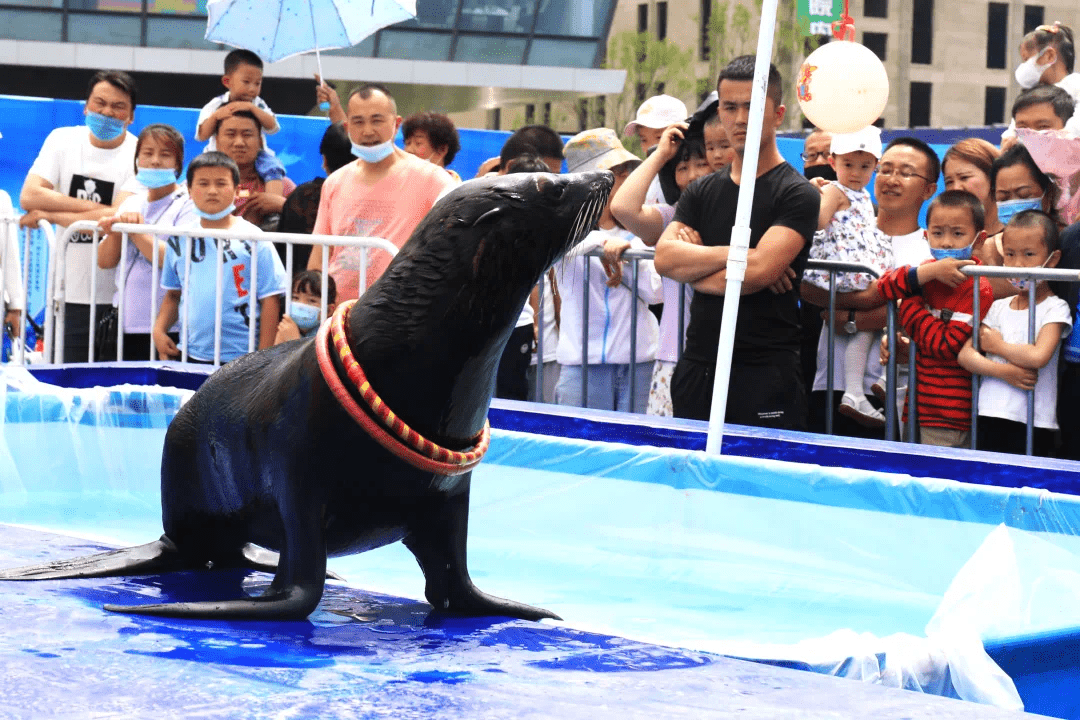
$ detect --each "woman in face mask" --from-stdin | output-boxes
[991,144,1062,229]
[96,124,196,361]
[1004,22,1080,146]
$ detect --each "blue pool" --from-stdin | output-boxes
[1,365,1077,718]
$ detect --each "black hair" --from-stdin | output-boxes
[883,136,941,183]
[347,83,397,114]
[717,55,782,107]
[134,124,185,178]
[292,269,337,304]
[402,112,461,166]
[86,70,137,112]
[319,123,354,174]
[224,49,263,74]
[186,151,240,187]
[927,189,986,233]
[1012,84,1075,125]
[213,106,261,137]
[1006,209,1061,254]
[992,144,1061,224]
[499,125,564,168]
[504,154,553,174]
[1023,22,1075,73]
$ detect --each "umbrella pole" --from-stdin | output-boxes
[311,6,331,111]
[704,0,780,455]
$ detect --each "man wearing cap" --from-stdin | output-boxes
[624,94,688,205]
[653,55,820,430]
[554,128,662,412]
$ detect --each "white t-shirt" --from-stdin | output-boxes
[197,92,278,152]
[977,294,1072,429]
[532,270,559,366]
[554,227,662,366]
[651,203,691,363]
[0,191,25,311]
[28,125,138,305]
[813,227,932,393]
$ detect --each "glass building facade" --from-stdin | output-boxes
[0,0,616,69]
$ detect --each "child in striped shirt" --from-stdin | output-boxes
[870,190,995,447]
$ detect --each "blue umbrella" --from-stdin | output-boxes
[206,0,417,107]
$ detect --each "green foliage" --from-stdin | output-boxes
[605,30,696,133]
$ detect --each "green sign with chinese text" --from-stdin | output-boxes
[797,0,842,37]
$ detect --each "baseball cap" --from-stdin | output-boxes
[623,95,688,136]
[829,126,882,159]
[564,128,642,173]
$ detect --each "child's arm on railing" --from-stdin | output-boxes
[978,322,1067,370]
[153,290,181,360]
[958,336,1038,391]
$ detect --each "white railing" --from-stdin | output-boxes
[52,220,397,367]
[0,214,53,365]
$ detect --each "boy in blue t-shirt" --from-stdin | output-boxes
[153,151,287,364]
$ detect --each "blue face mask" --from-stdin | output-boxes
[136,167,178,189]
[997,197,1043,225]
[929,240,977,261]
[85,111,126,142]
[290,301,322,334]
[351,139,395,164]
[194,203,236,221]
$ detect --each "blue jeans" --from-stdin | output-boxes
[555,362,652,413]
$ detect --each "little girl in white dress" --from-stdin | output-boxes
[803,126,893,427]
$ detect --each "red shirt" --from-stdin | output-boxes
[877,259,995,430]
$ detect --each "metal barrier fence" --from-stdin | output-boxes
[0,215,54,365]
[52,220,397,367]
[6,212,1080,455]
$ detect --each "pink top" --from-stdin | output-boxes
[313,155,455,300]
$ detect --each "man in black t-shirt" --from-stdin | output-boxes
[654,55,820,429]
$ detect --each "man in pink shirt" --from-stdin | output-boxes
[309,83,456,299]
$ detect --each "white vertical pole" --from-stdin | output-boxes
[705,0,780,455]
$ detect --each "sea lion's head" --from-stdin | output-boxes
[436,169,614,279]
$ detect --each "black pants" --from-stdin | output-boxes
[671,352,808,431]
[978,416,1055,458]
[63,303,114,363]
[1057,362,1080,460]
[496,324,533,401]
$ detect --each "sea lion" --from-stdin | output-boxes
[0,170,614,621]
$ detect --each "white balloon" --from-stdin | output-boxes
[797,41,890,134]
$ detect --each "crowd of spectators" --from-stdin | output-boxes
[7,21,1080,458]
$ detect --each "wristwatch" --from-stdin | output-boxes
[844,310,858,335]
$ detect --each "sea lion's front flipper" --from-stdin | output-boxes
[104,481,330,620]
[0,536,186,580]
[404,477,562,622]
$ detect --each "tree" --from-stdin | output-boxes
[603,30,696,152]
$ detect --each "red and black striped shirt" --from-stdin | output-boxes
[877,261,994,430]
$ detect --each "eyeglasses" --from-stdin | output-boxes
[800,150,829,162]
[877,166,930,181]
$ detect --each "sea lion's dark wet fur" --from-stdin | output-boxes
[0,171,613,620]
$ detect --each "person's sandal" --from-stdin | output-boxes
[838,392,886,428]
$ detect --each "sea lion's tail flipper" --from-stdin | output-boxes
[0,536,186,580]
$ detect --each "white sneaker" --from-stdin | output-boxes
[838,392,886,428]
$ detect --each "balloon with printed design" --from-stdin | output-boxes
[797,41,889,133]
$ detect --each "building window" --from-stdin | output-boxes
[864,0,887,18]
[700,0,711,60]
[985,86,1006,125]
[637,3,648,33]
[910,0,933,64]
[636,82,648,104]
[525,104,536,124]
[909,82,931,127]
[863,32,887,61]
[543,102,552,126]
[986,3,1008,69]
[657,1,667,40]
[1023,5,1044,34]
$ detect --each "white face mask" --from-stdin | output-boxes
[1015,48,1052,89]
